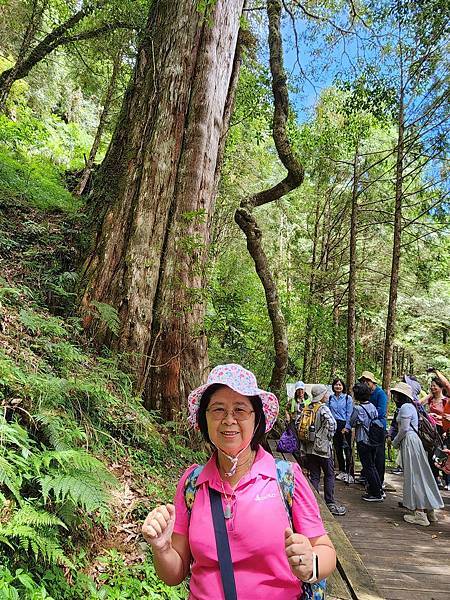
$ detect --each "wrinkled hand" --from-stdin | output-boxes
[285,527,314,581]
[142,504,175,552]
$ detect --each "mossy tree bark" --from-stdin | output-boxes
[80,0,245,419]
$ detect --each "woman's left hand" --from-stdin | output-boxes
[284,527,314,581]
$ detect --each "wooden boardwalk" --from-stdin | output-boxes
[333,471,450,600]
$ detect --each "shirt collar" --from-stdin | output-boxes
[196,446,276,490]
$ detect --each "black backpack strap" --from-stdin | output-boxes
[209,488,237,600]
[359,404,372,434]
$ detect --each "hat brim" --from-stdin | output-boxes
[359,375,377,384]
[390,385,414,401]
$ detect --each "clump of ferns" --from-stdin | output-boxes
[0,417,117,566]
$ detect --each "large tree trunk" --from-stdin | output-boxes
[382,86,405,392]
[346,147,359,392]
[80,0,245,420]
[74,47,122,197]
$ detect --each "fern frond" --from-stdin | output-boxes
[0,456,23,504]
[36,449,113,477]
[10,505,66,529]
[0,523,71,566]
[91,301,120,335]
[40,472,111,513]
[33,411,86,451]
[0,418,31,451]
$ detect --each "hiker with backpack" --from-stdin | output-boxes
[285,380,308,424]
[391,381,444,526]
[298,384,346,516]
[424,368,450,490]
[350,382,384,502]
[419,375,447,488]
[142,364,336,599]
[327,378,354,483]
[358,371,388,487]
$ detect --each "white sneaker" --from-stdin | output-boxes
[336,472,346,480]
[404,511,430,527]
[426,509,438,523]
[342,474,355,483]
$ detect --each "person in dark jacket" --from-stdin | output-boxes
[358,371,387,486]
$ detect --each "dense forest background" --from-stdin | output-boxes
[0,0,448,598]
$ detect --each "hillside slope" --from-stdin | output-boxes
[0,148,200,599]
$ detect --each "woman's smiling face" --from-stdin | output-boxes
[430,381,442,396]
[333,381,344,394]
[206,387,256,455]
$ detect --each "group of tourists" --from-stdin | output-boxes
[141,362,448,599]
[285,368,448,527]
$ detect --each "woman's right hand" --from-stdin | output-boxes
[142,504,176,552]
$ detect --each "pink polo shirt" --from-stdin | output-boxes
[173,446,326,600]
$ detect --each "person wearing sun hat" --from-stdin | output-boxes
[391,381,444,526]
[142,364,336,599]
[286,380,309,423]
[358,370,388,486]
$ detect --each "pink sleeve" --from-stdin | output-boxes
[172,464,198,536]
[292,464,327,539]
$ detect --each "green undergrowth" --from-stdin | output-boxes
[0,147,79,212]
[0,153,198,597]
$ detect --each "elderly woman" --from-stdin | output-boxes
[391,381,444,526]
[142,364,336,599]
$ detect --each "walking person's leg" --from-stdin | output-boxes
[307,454,321,493]
[358,442,383,500]
[343,430,353,481]
[322,456,346,515]
[374,438,386,485]
[333,420,346,474]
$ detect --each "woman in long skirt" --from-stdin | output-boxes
[391,382,444,526]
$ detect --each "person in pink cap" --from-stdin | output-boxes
[142,363,336,599]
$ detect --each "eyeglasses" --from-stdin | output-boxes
[206,407,255,421]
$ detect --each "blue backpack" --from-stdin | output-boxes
[184,459,326,600]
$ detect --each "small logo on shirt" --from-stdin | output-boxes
[255,493,277,502]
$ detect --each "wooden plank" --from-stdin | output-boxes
[378,590,450,600]
[313,489,385,600]
[267,439,284,460]
[327,569,352,600]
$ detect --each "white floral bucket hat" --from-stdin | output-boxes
[188,363,279,432]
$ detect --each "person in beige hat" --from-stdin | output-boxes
[391,382,444,526]
[358,371,388,486]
